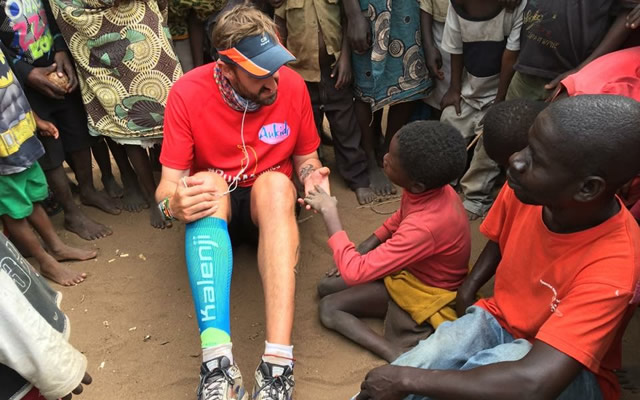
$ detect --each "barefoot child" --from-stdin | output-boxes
[305,121,470,362]
[0,47,94,286]
[274,0,375,204]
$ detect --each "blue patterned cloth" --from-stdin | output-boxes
[352,0,432,111]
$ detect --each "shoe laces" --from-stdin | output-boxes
[198,365,235,399]
[256,371,294,399]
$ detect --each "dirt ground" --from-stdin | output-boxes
[43,148,640,400]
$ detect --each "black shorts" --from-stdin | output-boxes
[228,186,259,245]
[27,89,97,171]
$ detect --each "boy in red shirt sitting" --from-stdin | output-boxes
[304,121,471,362]
[353,94,640,400]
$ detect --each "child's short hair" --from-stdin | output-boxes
[483,99,548,166]
[396,121,467,189]
[547,95,640,188]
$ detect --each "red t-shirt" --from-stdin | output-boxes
[477,186,640,400]
[160,63,320,186]
[327,186,471,289]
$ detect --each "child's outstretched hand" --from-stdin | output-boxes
[304,185,337,214]
[34,113,59,139]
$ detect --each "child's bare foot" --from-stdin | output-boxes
[122,185,148,212]
[50,243,97,262]
[102,175,124,198]
[150,205,171,229]
[64,211,112,240]
[40,255,87,286]
[80,187,121,215]
[355,187,376,205]
[369,167,396,196]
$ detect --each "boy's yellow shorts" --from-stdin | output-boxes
[0,163,48,219]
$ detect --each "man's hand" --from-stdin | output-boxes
[347,11,372,54]
[544,69,575,100]
[299,165,330,211]
[61,372,92,400]
[332,51,352,90]
[54,51,78,92]
[425,45,444,80]
[34,113,59,139]
[497,0,522,11]
[440,88,462,116]
[168,174,220,222]
[355,365,409,400]
[304,184,337,215]
[27,64,67,99]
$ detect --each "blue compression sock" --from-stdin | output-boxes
[185,217,232,347]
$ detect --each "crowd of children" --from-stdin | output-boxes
[3,0,640,399]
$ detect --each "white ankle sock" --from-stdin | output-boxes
[203,342,234,368]
[262,341,294,367]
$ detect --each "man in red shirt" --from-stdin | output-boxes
[353,95,640,400]
[155,5,328,400]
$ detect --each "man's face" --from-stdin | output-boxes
[227,65,279,106]
[506,111,577,206]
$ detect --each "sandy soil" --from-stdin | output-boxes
[42,152,640,400]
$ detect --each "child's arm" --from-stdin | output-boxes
[420,10,444,80]
[332,11,352,90]
[439,4,463,115]
[342,0,371,54]
[304,185,343,236]
[545,10,631,97]
[187,10,204,68]
[274,14,288,45]
[454,240,501,316]
[0,272,89,400]
[34,112,59,139]
[440,53,463,114]
[494,49,518,103]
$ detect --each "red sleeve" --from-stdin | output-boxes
[292,80,320,156]
[328,217,437,286]
[373,209,402,242]
[536,282,634,372]
[479,184,512,243]
[159,84,195,171]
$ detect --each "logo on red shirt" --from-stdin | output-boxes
[259,121,290,145]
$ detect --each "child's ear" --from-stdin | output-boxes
[574,176,606,203]
[410,181,427,194]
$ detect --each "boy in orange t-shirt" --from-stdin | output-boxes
[352,95,640,400]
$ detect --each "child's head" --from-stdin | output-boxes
[483,99,548,167]
[385,121,467,193]
[507,95,640,207]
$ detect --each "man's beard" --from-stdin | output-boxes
[233,77,277,106]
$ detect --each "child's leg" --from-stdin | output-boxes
[2,215,87,286]
[27,203,97,261]
[106,139,146,212]
[44,165,112,240]
[68,147,121,215]
[384,101,417,155]
[321,76,375,205]
[317,275,350,298]
[318,280,404,362]
[91,138,124,198]
[123,144,168,229]
[355,100,395,196]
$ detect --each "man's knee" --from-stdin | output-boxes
[192,171,230,192]
[252,172,296,211]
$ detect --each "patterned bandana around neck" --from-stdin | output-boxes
[214,65,261,112]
